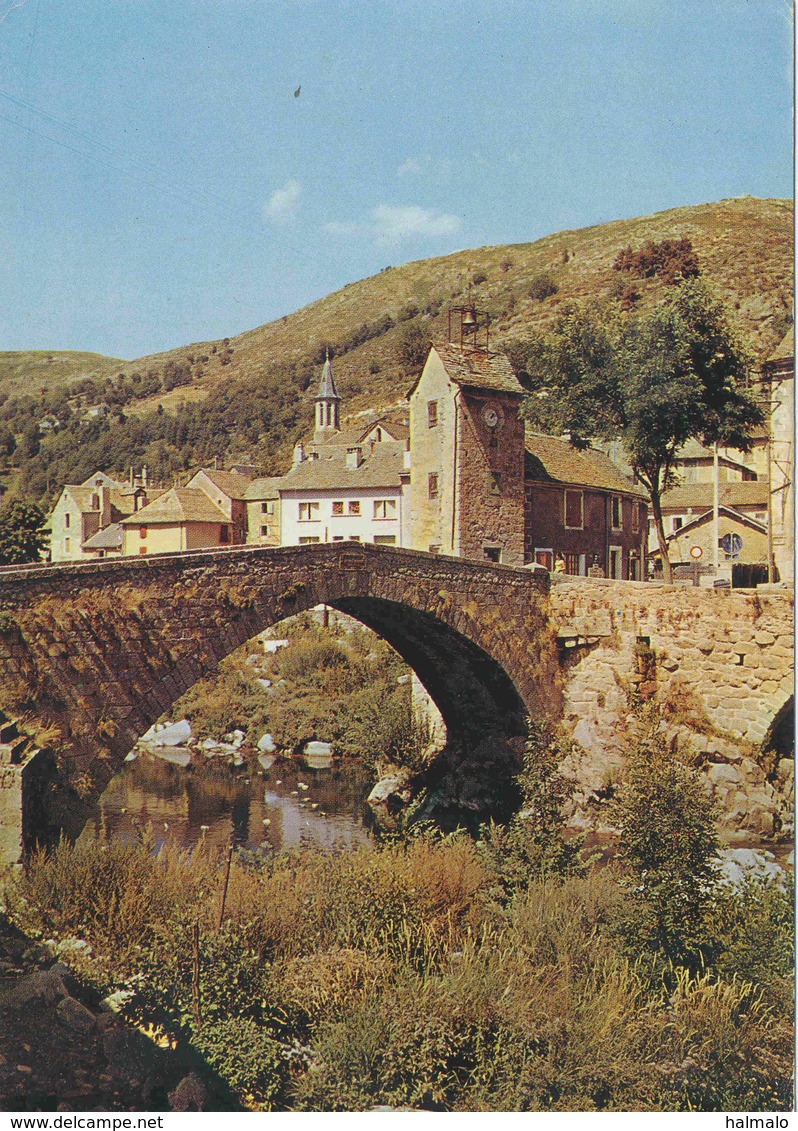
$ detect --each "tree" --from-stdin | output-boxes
[522,282,763,582]
[613,710,719,971]
[0,500,48,565]
[397,324,431,374]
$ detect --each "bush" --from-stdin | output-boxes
[528,274,558,302]
[613,237,700,284]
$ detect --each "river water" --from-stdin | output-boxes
[78,751,375,856]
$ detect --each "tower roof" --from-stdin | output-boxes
[315,353,340,401]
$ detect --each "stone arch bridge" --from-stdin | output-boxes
[0,542,791,861]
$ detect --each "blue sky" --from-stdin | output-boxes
[0,0,792,359]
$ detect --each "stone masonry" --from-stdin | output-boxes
[0,543,791,860]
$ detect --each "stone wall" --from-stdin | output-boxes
[550,576,794,839]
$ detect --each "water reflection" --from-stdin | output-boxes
[78,753,375,855]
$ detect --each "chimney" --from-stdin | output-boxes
[403,446,411,470]
[293,441,305,466]
[346,446,363,470]
[142,465,149,487]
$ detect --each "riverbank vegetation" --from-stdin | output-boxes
[3,711,793,1112]
[172,613,423,772]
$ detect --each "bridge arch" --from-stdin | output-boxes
[0,543,559,852]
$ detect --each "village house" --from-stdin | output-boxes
[524,433,648,579]
[185,467,251,543]
[245,477,282,546]
[48,469,152,562]
[761,326,794,585]
[408,313,528,566]
[278,356,408,547]
[119,486,235,555]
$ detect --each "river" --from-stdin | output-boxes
[78,751,375,856]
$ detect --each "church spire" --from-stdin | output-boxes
[314,350,341,437]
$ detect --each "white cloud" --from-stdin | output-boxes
[264,179,301,224]
[397,157,423,176]
[326,204,461,248]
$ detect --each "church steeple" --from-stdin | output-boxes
[314,350,341,438]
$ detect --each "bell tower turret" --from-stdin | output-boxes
[314,351,341,440]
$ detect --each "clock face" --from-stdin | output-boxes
[483,405,501,429]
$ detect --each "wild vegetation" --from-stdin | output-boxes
[172,613,421,772]
[3,706,793,1112]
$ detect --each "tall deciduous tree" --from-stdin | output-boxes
[522,282,763,582]
[0,500,48,565]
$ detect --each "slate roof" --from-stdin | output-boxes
[766,325,794,364]
[660,481,768,511]
[316,355,340,401]
[426,343,526,397]
[675,437,764,464]
[244,477,282,502]
[190,468,253,500]
[120,488,230,526]
[524,433,646,497]
[61,485,153,519]
[82,523,124,550]
[668,506,767,540]
[279,441,405,492]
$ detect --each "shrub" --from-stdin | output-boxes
[613,237,700,284]
[528,274,558,302]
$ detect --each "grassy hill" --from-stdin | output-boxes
[0,351,127,397]
[0,196,792,503]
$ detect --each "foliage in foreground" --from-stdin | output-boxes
[5,817,793,1112]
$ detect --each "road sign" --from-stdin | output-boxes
[720,533,743,558]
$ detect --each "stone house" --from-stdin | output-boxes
[185,468,251,543]
[245,477,282,546]
[119,487,234,555]
[407,333,527,566]
[48,470,152,562]
[761,327,794,585]
[524,433,648,579]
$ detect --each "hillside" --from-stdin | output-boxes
[0,196,792,504]
[124,195,793,418]
[0,351,126,397]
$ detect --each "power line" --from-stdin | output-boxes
[0,90,237,218]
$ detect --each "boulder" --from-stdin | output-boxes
[367,770,415,832]
[257,733,276,753]
[305,741,332,758]
[169,1072,210,1111]
[56,995,97,1034]
[146,720,192,747]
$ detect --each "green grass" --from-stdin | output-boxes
[0,350,127,395]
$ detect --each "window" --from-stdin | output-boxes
[672,516,683,532]
[483,546,501,563]
[428,544,441,554]
[139,527,147,540]
[428,473,439,500]
[260,525,270,537]
[63,537,71,554]
[611,496,623,529]
[91,493,99,510]
[332,501,344,516]
[64,513,70,529]
[299,535,321,544]
[260,501,274,515]
[298,502,320,521]
[348,535,361,541]
[374,535,396,545]
[332,535,344,542]
[219,526,230,544]
[632,502,640,532]
[373,499,397,520]
[348,501,361,515]
[139,546,147,555]
[428,400,438,428]
[535,549,554,571]
[564,490,583,529]
[488,472,501,495]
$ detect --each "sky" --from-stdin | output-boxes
[0,0,793,360]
